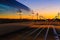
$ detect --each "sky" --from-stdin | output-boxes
[0,0,31,19]
[16,0,60,19]
[0,0,60,19]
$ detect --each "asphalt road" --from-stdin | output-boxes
[0,22,60,40]
[0,23,30,35]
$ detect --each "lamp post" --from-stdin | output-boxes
[32,11,34,20]
[17,10,22,19]
[54,12,60,19]
[58,12,60,17]
[36,13,38,20]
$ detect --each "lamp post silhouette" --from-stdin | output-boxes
[36,13,39,20]
[17,10,22,19]
[54,12,60,19]
[58,12,60,17]
[32,11,34,20]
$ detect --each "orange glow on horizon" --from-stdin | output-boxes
[0,12,60,19]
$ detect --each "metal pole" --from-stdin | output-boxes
[19,13,22,20]
[36,13,38,20]
[17,10,22,20]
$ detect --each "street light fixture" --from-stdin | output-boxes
[36,13,39,20]
[32,10,34,20]
[17,10,22,19]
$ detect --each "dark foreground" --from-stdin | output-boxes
[0,22,60,40]
[0,27,60,40]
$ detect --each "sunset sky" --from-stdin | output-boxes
[0,0,60,19]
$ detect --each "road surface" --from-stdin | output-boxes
[0,22,60,40]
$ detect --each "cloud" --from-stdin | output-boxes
[0,0,31,13]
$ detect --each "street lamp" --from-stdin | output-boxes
[32,11,34,20]
[36,13,39,20]
[58,12,60,17]
[17,10,22,19]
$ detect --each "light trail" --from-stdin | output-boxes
[52,26,59,40]
[20,28,34,40]
[22,28,40,40]
[33,28,44,40]
[22,28,34,36]
[44,26,49,40]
